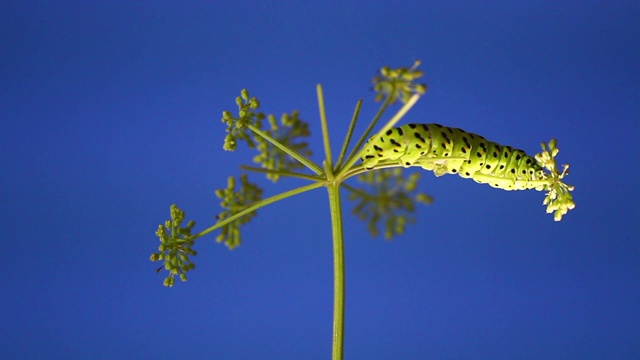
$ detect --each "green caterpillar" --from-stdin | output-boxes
[361,123,546,191]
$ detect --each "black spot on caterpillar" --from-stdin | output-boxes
[361,123,545,191]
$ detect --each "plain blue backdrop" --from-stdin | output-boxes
[1,1,638,359]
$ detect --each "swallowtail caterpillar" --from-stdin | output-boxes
[361,123,575,222]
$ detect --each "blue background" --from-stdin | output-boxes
[1,1,638,359]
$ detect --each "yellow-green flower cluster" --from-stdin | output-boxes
[536,140,576,221]
[350,168,433,239]
[221,89,265,151]
[214,174,263,249]
[150,204,197,287]
[373,60,427,104]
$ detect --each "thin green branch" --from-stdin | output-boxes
[341,162,394,180]
[317,84,334,177]
[193,182,325,240]
[248,123,324,176]
[239,165,326,182]
[343,94,393,169]
[335,99,363,170]
[338,94,421,178]
[340,182,370,198]
[344,158,570,202]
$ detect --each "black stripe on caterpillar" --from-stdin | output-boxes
[361,123,546,191]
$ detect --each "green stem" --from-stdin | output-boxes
[192,182,325,240]
[327,183,345,360]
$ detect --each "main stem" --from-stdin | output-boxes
[327,183,345,360]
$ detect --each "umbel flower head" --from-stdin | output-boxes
[373,60,427,104]
[150,204,197,287]
[221,89,265,151]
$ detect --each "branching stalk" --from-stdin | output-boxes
[343,94,394,167]
[239,165,326,182]
[336,99,363,170]
[317,84,334,174]
[338,93,421,178]
[193,182,325,240]
[248,123,324,176]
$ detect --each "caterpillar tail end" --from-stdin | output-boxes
[536,140,575,221]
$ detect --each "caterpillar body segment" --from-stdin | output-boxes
[361,123,546,191]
